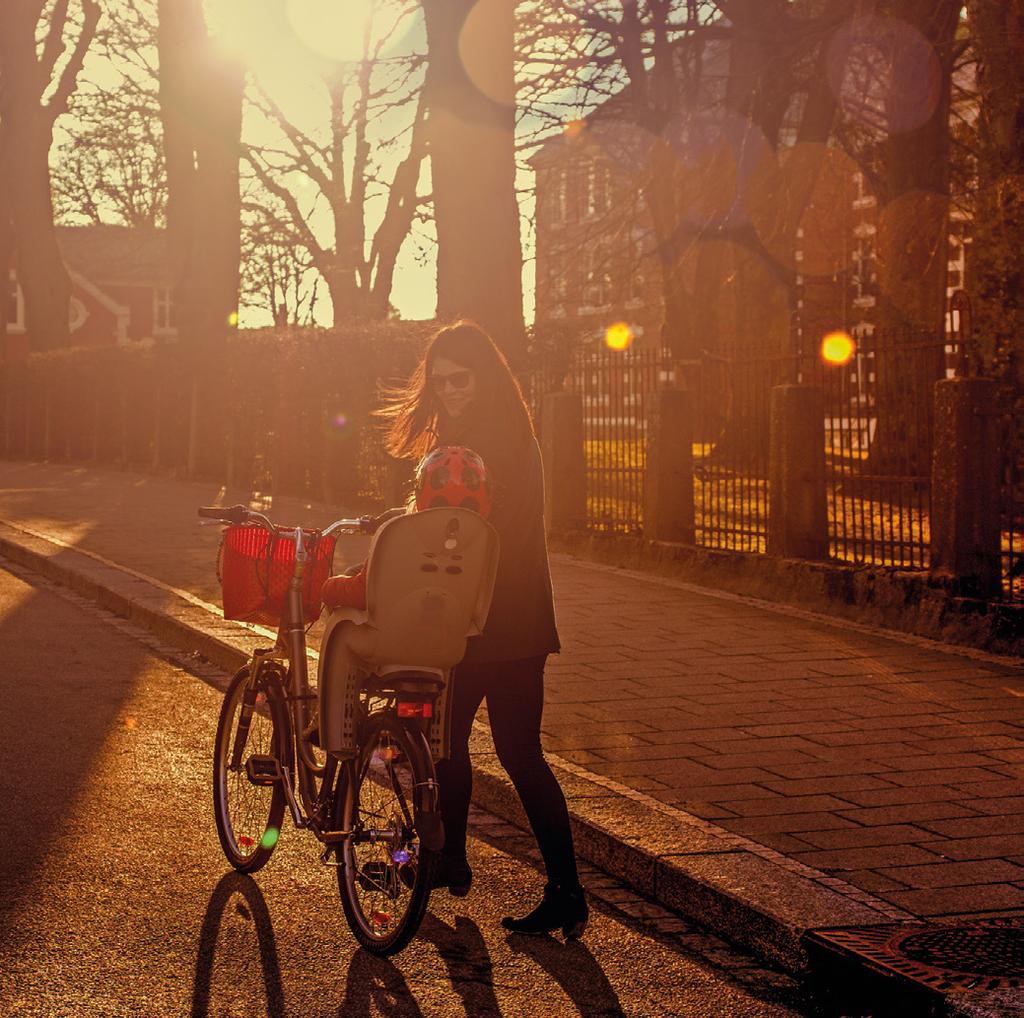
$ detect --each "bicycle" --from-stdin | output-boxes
[198,501,498,955]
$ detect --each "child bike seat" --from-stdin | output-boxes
[318,508,499,756]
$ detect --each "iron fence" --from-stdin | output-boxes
[528,331,1024,600]
[1003,420,1024,603]
[527,344,670,533]
[689,353,777,553]
[809,332,945,570]
[690,333,952,568]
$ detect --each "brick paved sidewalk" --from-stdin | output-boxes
[2,459,1023,923]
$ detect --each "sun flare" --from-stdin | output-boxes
[286,0,379,63]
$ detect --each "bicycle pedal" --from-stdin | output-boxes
[245,754,283,786]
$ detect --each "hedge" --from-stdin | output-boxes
[0,321,436,508]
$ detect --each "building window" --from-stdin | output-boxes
[7,273,25,332]
[581,160,610,220]
[153,287,175,333]
[543,166,568,225]
[582,243,612,308]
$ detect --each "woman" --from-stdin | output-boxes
[382,320,587,939]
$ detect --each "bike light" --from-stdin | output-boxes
[397,701,433,718]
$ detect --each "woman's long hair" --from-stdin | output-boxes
[381,320,534,460]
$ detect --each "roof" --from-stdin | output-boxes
[56,224,171,286]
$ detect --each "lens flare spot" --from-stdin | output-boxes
[605,321,634,352]
[260,827,279,850]
[392,849,411,864]
[332,413,348,431]
[228,311,239,327]
[123,715,137,730]
[564,119,585,139]
[238,835,256,848]
[370,911,392,929]
[821,331,856,366]
[286,0,378,64]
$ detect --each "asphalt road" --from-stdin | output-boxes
[0,560,806,1018]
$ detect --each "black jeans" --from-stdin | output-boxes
[436,654,580,890]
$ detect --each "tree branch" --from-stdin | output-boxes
[44,0,101,124]
[39,0,72,84]
[243,146,331,267]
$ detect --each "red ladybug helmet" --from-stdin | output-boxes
[414,445,491,517]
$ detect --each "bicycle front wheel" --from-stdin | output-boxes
[334,715,438,955]
[213,663,291,873]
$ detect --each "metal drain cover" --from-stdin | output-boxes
[808,917,1024,994]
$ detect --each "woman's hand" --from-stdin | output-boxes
[359,507,408,534]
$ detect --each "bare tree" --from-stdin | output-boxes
[243,0,428,325]
[518,0,857,361]
[51,0,165,228]
[240,192,319,326]
[423,0,526,362]
[0,0,101,350]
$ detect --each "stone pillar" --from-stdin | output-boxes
[930,377,1001,599]
[541,391,586,530]
[644,388,694,543]
[768,384,828,560]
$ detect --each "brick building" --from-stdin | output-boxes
[531,55,975,363]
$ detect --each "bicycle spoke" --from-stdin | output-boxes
[214,667,286,872]
[337,719,433,953]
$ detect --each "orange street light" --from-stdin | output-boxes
[821,330,856,366]
[605,321,634,351]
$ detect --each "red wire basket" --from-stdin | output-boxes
[218,524,337,626]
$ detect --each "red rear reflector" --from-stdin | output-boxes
[397,701,432,718]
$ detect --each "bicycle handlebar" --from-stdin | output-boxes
[197,504,369,535]
[198,504,249,526]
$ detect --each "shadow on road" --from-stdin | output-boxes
[0,557,146,930]
[506,932,626,1018]
[418,913,502,1016]
[337,948,427,1018]
[191,872,286,1018]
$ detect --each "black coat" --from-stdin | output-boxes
[436,406,560,664]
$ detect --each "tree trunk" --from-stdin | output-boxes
[158,0,243,477]
[422,0,525,364]
[965,0,1024,383]
[0,6,72,350]
[871,0,961,475]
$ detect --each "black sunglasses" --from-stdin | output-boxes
[430,369,473,393]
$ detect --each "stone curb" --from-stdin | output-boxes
[0,520,971,987]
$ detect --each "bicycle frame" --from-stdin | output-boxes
[201,503,446,857]
[273,521,357,846]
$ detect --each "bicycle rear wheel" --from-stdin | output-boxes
[334,715,438,955]
[213,663,291,873]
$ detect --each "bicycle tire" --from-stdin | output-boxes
[213,663,292,873]
[334,714,439,955]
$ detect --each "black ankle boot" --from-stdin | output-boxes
[501,883,588,939]
[431,853,473,897]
